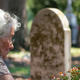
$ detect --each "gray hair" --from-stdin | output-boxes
[0,9,21,37]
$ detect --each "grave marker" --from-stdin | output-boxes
[30,8,71,80]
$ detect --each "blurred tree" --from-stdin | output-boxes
[28,0,58,16]
[28,0,67,16]
[0,0,8,11]
[0,0,30,51]
[8,0,30,51]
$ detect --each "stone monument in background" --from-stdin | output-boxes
[30,8,71,80]
[65,0,78,47]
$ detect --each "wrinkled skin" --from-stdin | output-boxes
[0,27,14,59]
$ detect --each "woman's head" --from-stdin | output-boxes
[0,9,21,37]
[0,9,21,59]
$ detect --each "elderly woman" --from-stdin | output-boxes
[0,9,20,80]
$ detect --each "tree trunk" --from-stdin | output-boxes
[8,0,30,51]
[0,0,8,11]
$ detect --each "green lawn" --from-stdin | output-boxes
[8,47,80,58]
[71,47,80,69]
[71,47,80,57]
[8,47,80,77]
[8,47,80,57]
[8,51,30,77]
[8,51,30,58]
[9,65,30,77]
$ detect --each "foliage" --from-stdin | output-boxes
[72,0,80,25]
[27,0,67,16]
[27,20,33,32]
[27,0,80,25]
[51,67,80,80]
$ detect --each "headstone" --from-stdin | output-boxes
[30,8,71,80]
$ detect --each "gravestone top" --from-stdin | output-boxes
[30,8,71,80]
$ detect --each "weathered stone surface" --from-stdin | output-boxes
[30,8,71,80]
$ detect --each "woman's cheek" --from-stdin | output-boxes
[3,40,10,49]
[1,49,7,59]
[3,37,9,46]
[3,44,9,51]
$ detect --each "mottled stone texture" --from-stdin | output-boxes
[30,8,71,80]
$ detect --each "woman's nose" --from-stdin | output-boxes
[9,44,14,50]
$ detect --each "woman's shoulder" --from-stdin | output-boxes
[0,54,10,76]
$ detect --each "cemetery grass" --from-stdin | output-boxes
[71,47,80,57]
[8,51,30,58]
[8,47,80,78]
[7,51,30,78]
[8,65,30,77]
[71,47,80,70]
